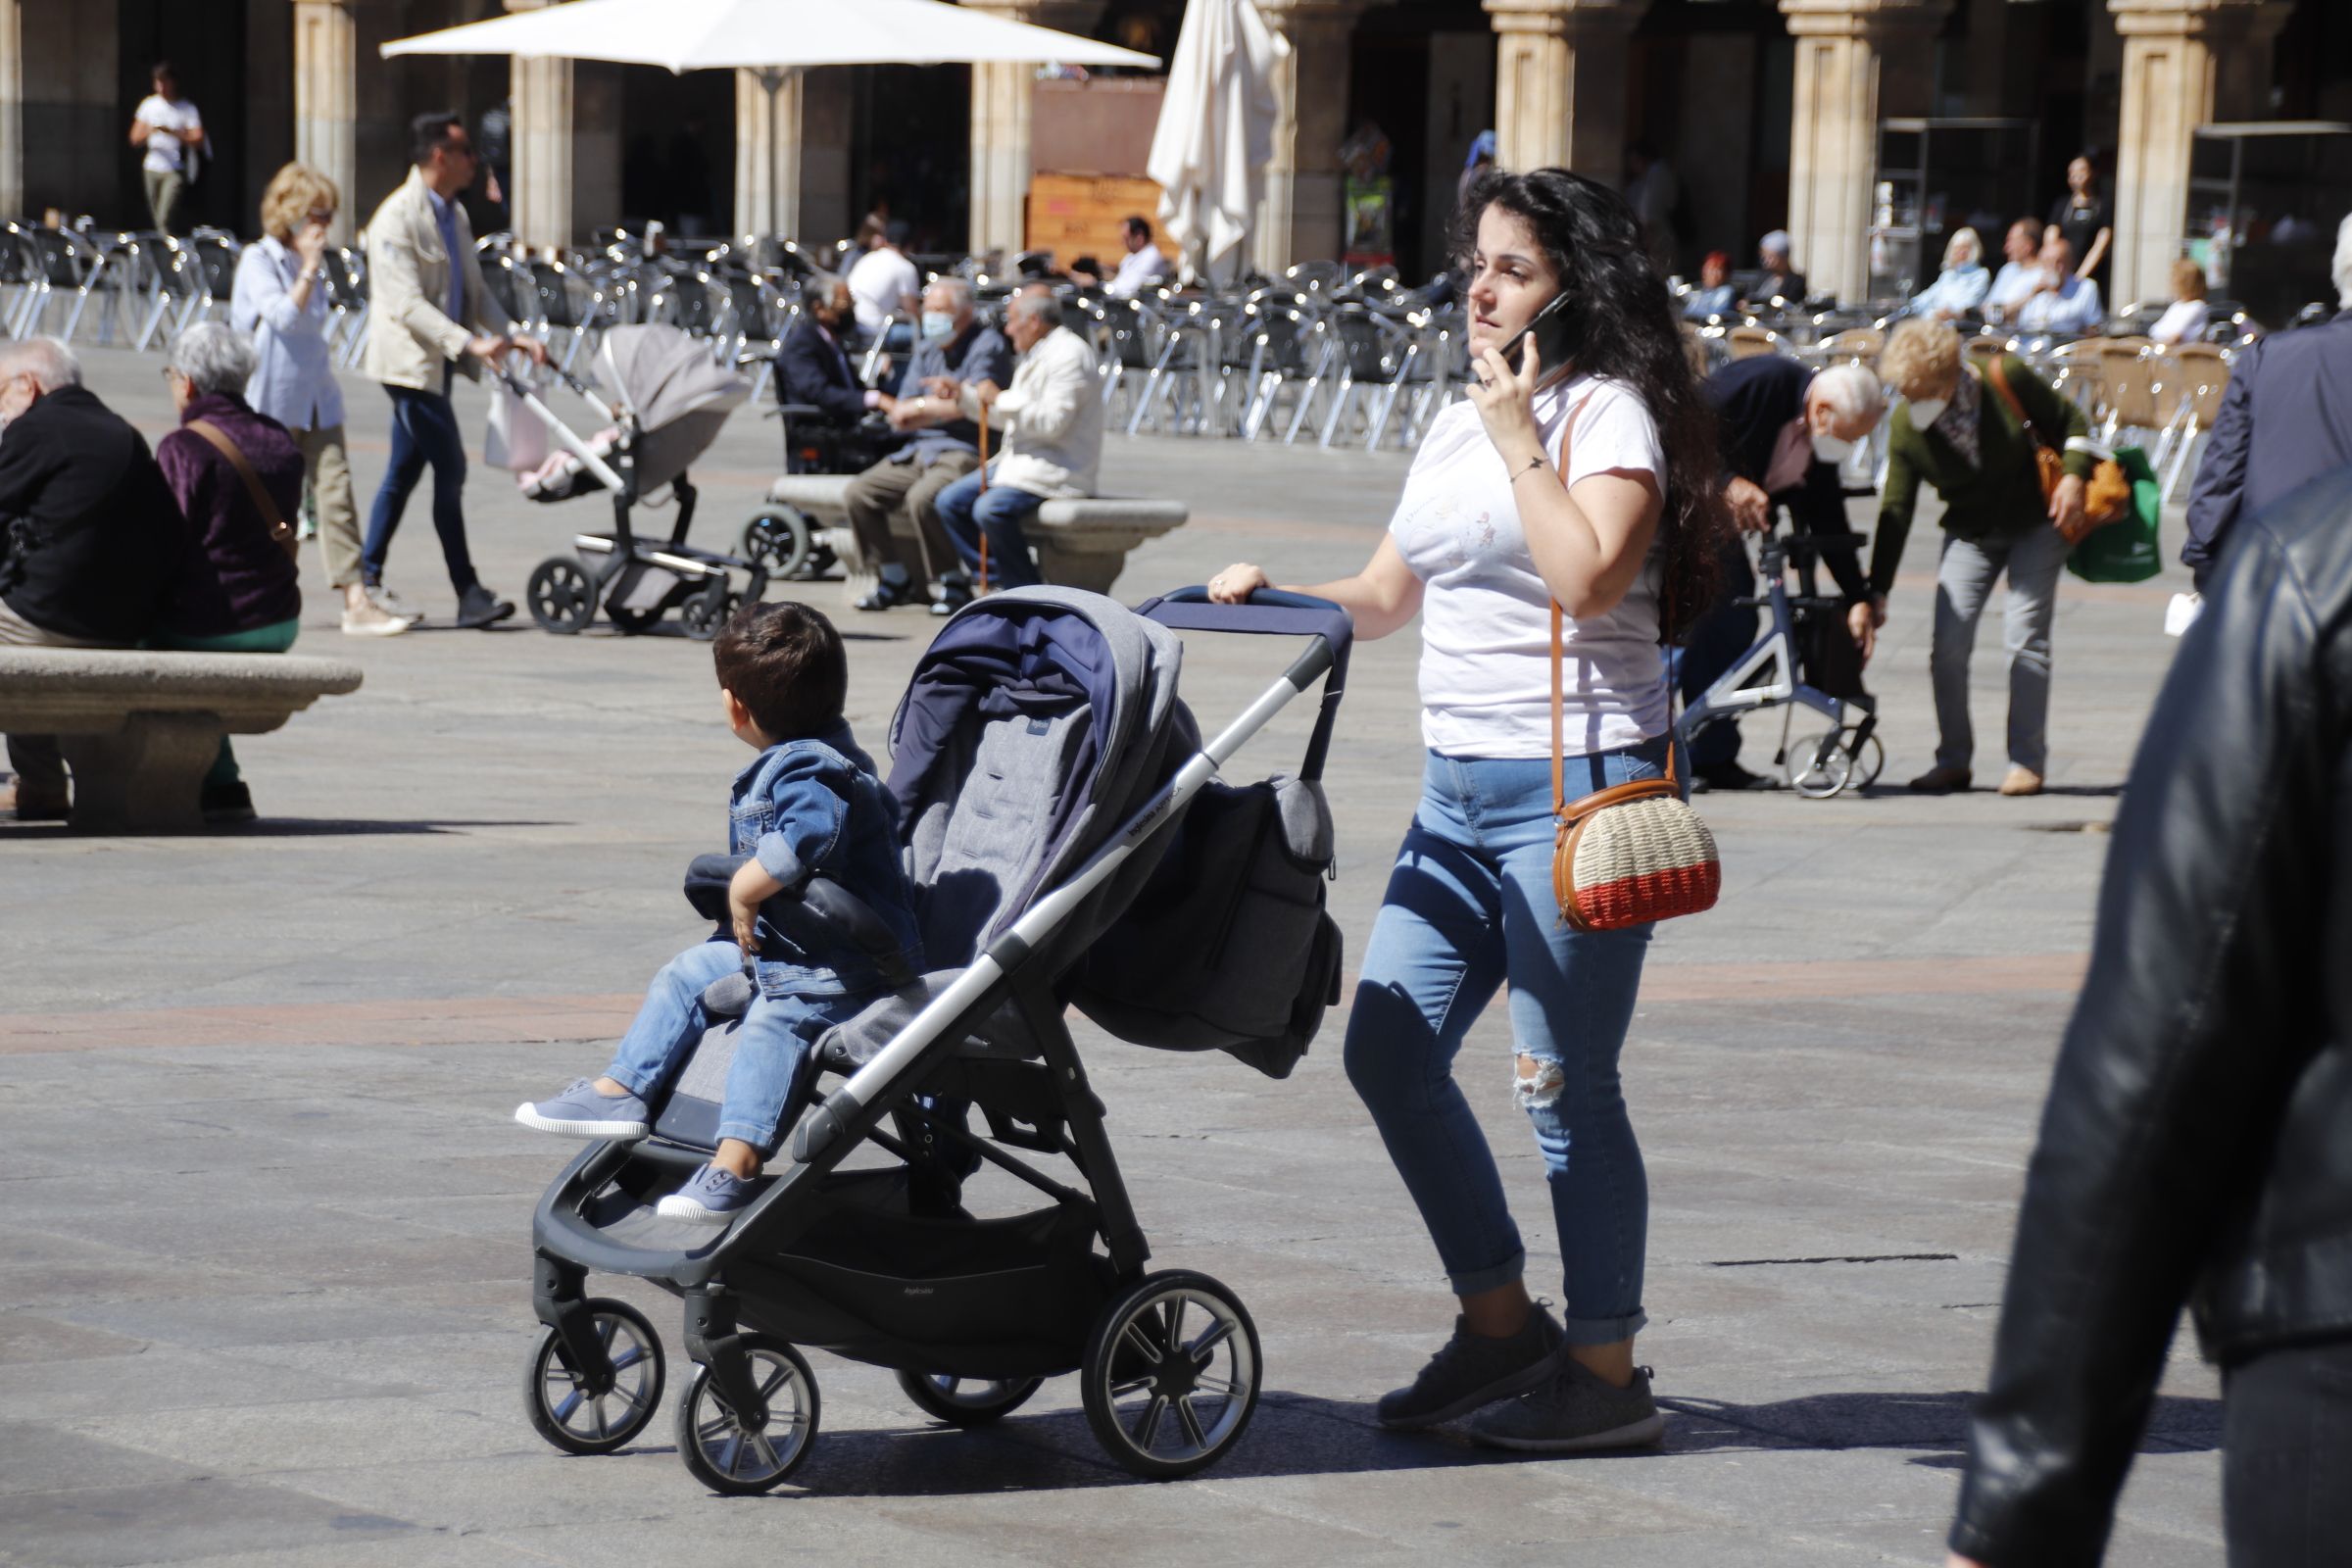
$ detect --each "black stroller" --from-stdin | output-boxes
[520,586,1351,1493]
[513,325,767,640]
[1677,524,1883,797]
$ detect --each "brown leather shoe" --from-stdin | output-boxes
[1906,765,1973,794]
[1998,765,2045,797]
[0,777,70,820]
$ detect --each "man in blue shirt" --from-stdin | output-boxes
[2014,236,2104,337]
[842,278,1013,612]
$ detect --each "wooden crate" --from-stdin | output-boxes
[1025,173,1168,268]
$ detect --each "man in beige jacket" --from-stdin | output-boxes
[359,113,545,628]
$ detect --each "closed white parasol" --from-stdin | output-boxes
[1145,0,1284,281]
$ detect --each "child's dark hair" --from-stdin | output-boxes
[712,601,846,739]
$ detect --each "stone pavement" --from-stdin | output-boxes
[1,348,2222,1566]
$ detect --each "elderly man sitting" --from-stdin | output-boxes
[0,337,186,820]
[1682,358,1886,792]
[844,277,1014,612]
[932,290,1103,606]
[2014,235,2104,337]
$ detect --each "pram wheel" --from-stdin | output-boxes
[526,557,596,635]
[1081,1270,1262,1480]
[679,584,739,643]
[895,1369,1045,1428]
[1787,727,1885,799]
[675,1335,818,1494]
[522,1297,666,1455]
[741,508,819,581]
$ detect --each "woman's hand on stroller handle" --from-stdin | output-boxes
[1207,564,1271,604]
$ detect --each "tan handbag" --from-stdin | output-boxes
[185,418,302,563]
[1549,600,1721,934]
[1986,358,2128,541]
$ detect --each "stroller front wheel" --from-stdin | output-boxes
[522,1297,665,1455]
[1081,1270,1262,1480]
[895,1369,1045,1428]
[675,1335,819,1494]
[679,582,741,643]
[526,557,596,635]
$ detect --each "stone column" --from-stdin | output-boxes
[1779,0,1948,305]
[2109,0,2291,310]
[290,0,357,240]
[1250,0,1372,274]
[0,0,22,220]
[962,2,1105,259]
[1482,0,1646,179]
[503,0,573,251]
[734,68,855,244]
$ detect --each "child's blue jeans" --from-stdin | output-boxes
[603,940,866,1150]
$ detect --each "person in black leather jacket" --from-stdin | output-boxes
[1946,466,2352,1568]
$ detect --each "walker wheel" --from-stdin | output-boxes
[1787,728,1884,798]
[679,584,739,642]
[522,1298,665,1455]
[526,557,596,635]
[895,1369,1045,1428]
[1080,1270,1261,1480]
[742,508,815,581]
[675,1335,818,1495]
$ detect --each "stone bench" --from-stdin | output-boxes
[0,649,365,831]
[764,475,1189,601]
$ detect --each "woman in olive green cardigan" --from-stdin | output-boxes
[1865,320,2092,797]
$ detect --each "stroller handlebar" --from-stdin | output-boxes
[1136,587,1352,782]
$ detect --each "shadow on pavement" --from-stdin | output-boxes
[1659,1390,2221,1460]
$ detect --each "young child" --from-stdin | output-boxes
[515,602,922,1223]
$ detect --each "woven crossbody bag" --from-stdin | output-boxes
[1548,594,1721,934]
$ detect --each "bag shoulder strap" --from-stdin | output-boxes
[185,418,293,547]
[1984,357,2053,454]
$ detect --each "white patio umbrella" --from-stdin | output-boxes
[383,0,1158,236]
[1145,0,1284,282]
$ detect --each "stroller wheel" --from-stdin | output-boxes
[679,583,739,643]
[1081,1270,1261,1480]
[741,508,815,581]
[895,1369,1045,1428]
[675,1335,818,1495]
[522,1298,666,1456]
[526,557,596,635]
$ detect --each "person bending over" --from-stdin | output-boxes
[514,602,923,1225]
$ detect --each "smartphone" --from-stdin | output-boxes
[1497,291,1577,369]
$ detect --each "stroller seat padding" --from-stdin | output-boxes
[814,972,1041,1072]
[919,705,1092,966]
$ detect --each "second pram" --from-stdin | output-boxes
[510,324,768,640]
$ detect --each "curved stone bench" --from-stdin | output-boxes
[764,475,1188,600]
[0,649,365,831]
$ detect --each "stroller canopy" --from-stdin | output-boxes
[593,324,749,491]
[887,588,1192,975]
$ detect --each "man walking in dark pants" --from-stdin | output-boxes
[359,113,546,628]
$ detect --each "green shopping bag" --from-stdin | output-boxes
[2066,446,2165,584]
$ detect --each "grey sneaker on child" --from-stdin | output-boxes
[1375,1304,1564,1430]
[656,1163,755,1226]
[1467,1358,1666,1452]
[514,1079,651,1140]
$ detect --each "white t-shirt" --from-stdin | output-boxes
[1104,243,1170,299]
[2151,298,2211,345]
[846,246,921,334]
[136,95,202,175]
[1389,374,1669,759]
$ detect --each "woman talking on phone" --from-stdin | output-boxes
[1209,168,1728,1451]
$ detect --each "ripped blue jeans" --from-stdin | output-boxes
[1344,740,1663,1347]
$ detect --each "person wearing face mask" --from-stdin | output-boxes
[842,277,1013,612]
[0,337,185,821]
[1681,357,1886,791]
[774,275,897,430]
[1871,318,2092,798]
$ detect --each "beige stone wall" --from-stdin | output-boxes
[1250,0,1369,274]
[1482,0,1644,180]
[734,67,852,247]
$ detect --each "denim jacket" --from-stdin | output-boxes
[727,720,922,998]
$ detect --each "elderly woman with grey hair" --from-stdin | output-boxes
[151,321,308,822]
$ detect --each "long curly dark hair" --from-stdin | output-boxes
[1451,167,1728,640]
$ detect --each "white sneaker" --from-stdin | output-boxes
[341,598,415,637]
[367,584,422,620]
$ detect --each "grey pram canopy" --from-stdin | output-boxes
[591,324,749,493]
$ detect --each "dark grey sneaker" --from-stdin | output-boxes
[655,1163,756,1226]
[1467,1359,1666,1452]
[514,1078,651,1140]
[1375,1305,1564,1430]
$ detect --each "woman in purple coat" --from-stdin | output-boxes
[153,321,306,823]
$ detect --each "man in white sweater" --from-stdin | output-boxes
[930,289,1102,608]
